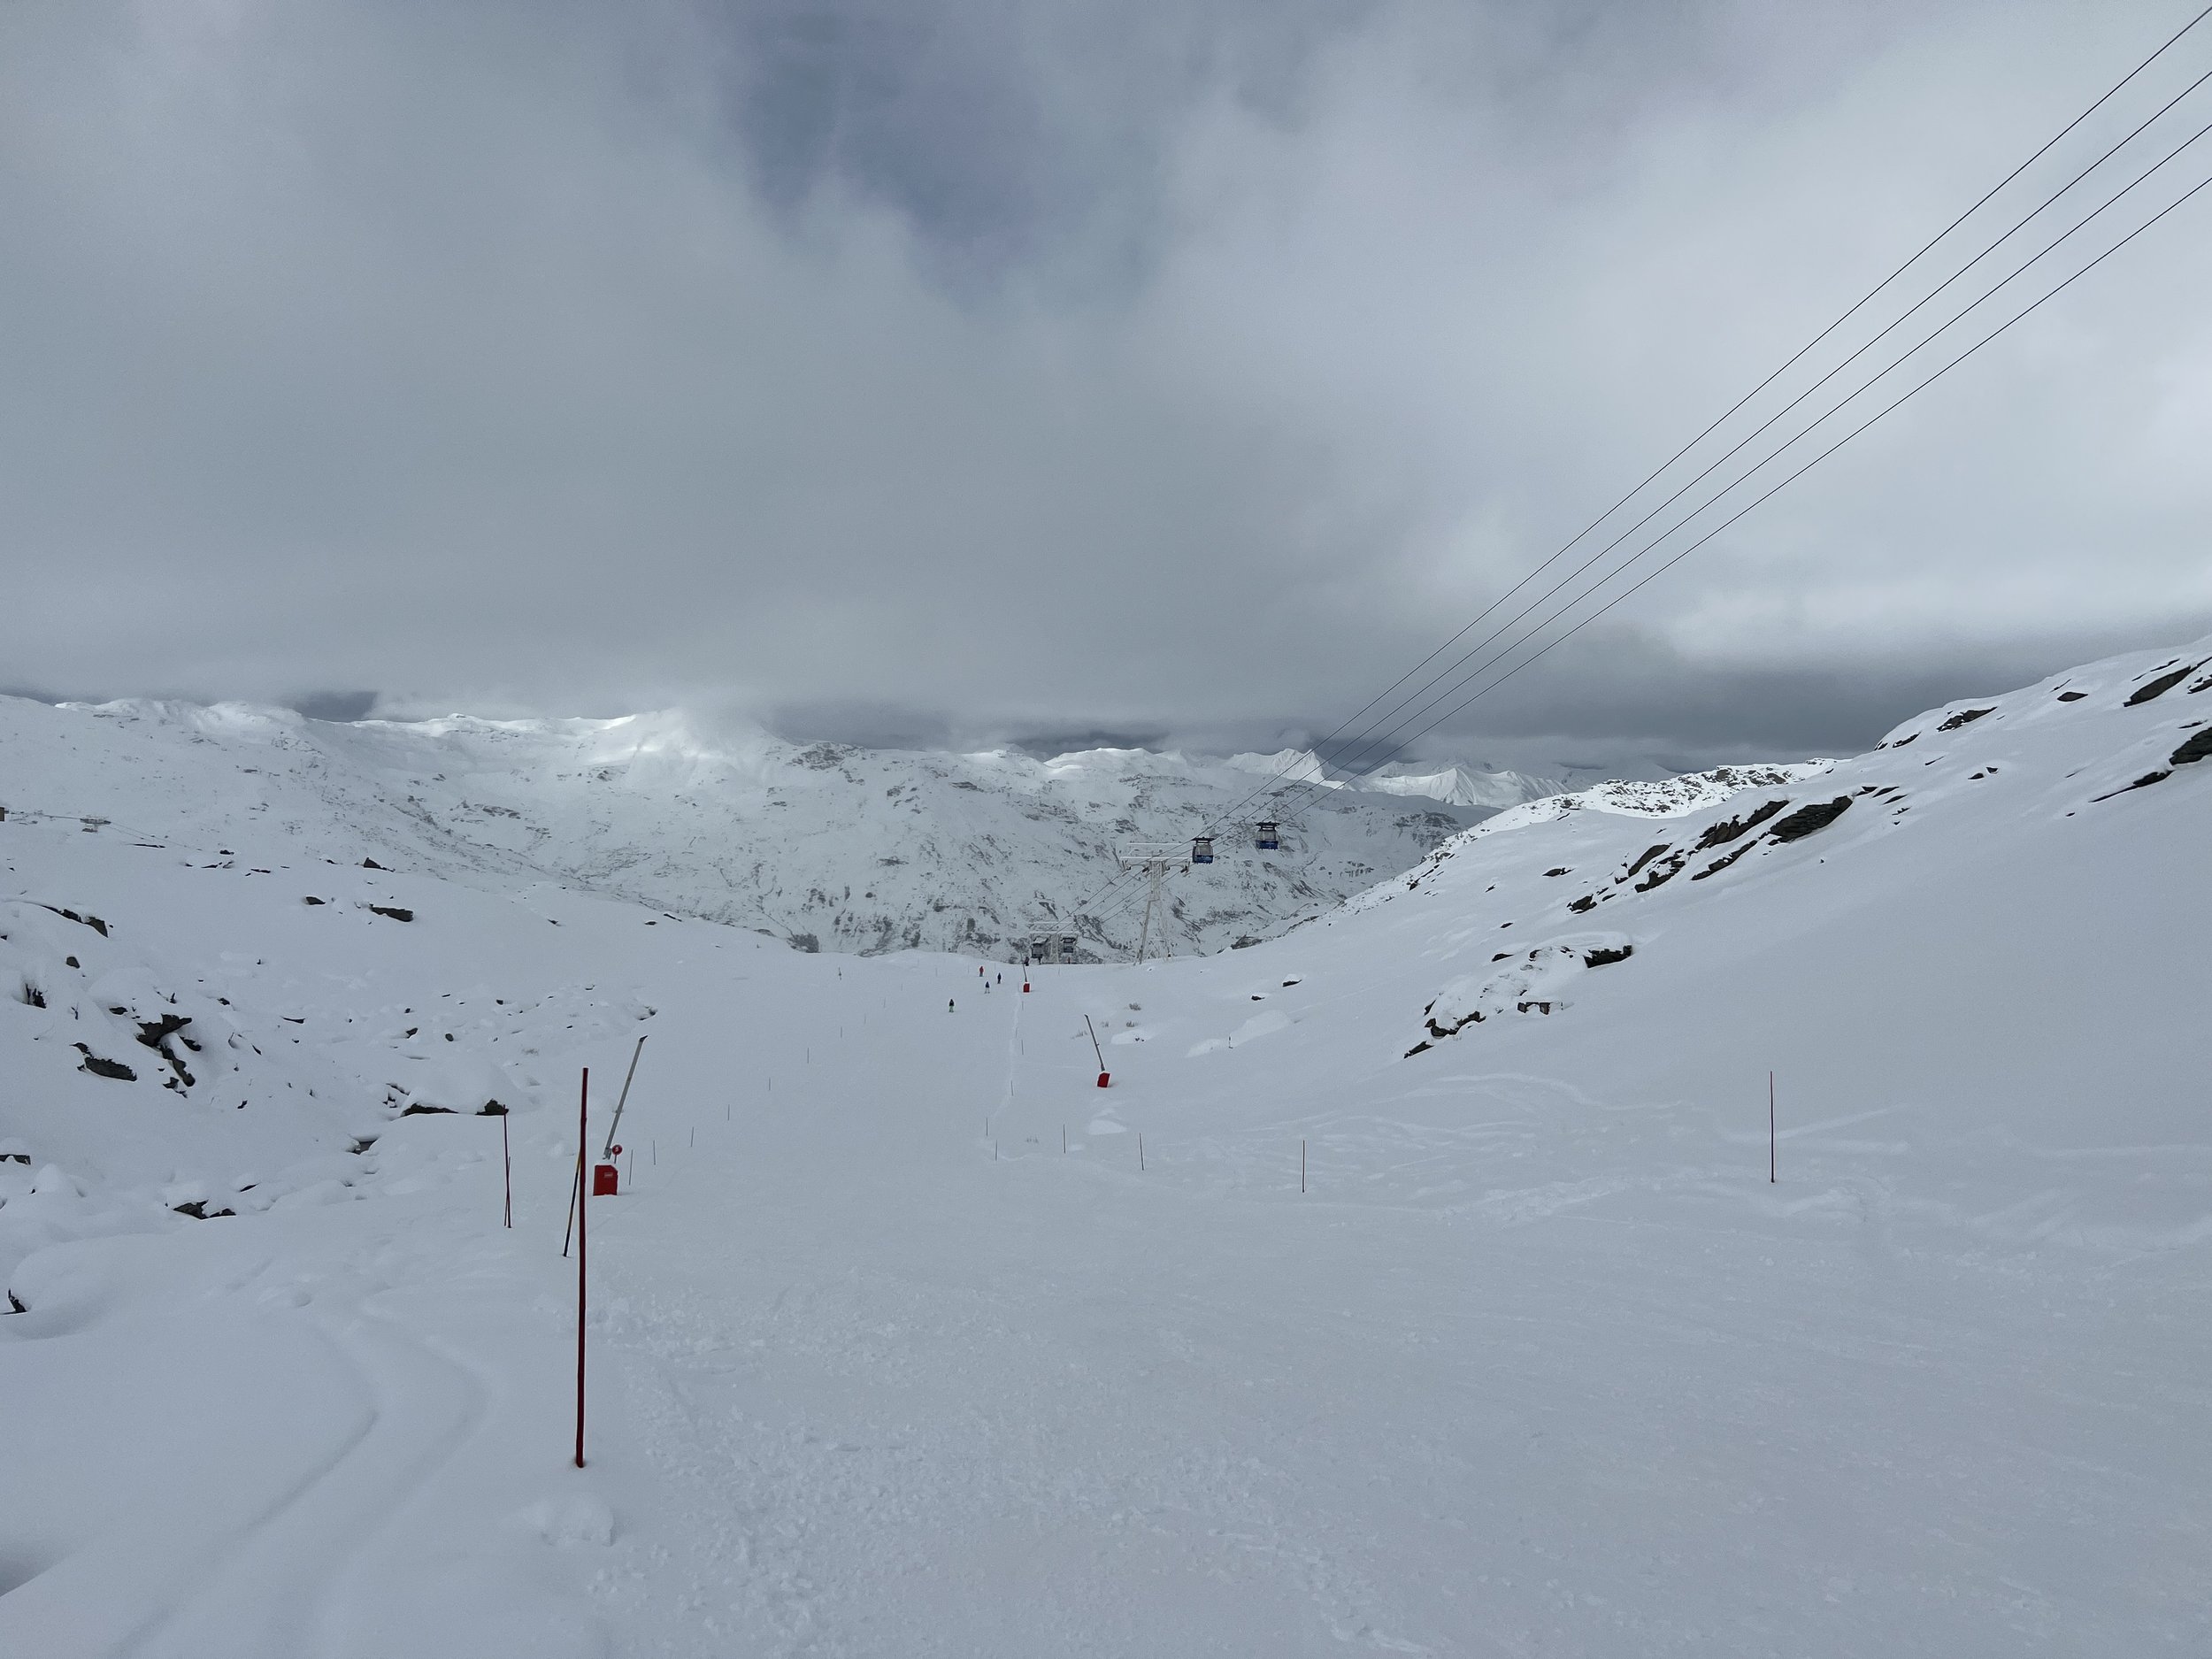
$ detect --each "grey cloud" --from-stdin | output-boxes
[712,0,1367,282]
[290,690,380,723]
[1,0,2207,767]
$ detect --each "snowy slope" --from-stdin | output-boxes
[1351,758,1572,807]
[1129,635,2212,1240]
[1224,747,1672,809]
[0,699,1480,961]
[3,636,2209,1655]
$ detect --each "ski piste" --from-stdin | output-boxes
[2,634,2208,1653]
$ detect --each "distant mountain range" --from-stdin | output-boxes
[0,699,1600,959]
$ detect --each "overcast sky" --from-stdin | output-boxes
[4,0,2208,766]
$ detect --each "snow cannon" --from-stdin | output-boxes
[1096,1071,1110,1088]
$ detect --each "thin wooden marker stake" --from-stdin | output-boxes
[561,1138,583,1257]
[1063,1125,1068,1154]
[1301,1138,1307,1194]
[575,1066,589,1469]
[1769,1071,1777,1184]
[1139,1132,1144,1172]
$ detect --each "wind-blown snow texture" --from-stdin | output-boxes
[0,701,1487,960]
[3,638,2209,1655]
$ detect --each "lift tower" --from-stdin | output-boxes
[1115,841,1199,963]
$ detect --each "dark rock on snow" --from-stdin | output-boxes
[2124,664,2200,706]
[2170,728,2212,767]
[73,1044,137,1080]
[1767,797,1852,843]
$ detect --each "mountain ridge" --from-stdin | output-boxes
[0,697,1523,959]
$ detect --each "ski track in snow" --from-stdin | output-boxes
[3,635,2212,1653]
[136,1273,488,1659]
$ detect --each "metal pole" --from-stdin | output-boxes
[1769,1071,1777,1183]
[502,1111,512,1228]
[601,1034,647,1160]
[575,1067,589,1469]
[1136,862,1164,963]
[1084,1015,1105,1071]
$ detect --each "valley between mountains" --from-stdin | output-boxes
[2,637,2208,1655]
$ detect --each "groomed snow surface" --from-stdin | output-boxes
[4,638,2210,1655]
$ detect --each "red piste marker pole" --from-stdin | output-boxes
[575,1066,589,1470]
[1085,1014,1110,1087]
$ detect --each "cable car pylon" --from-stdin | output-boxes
[1112,841,1188,963]
[1105,814,1299,960]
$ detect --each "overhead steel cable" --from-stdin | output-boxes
[1077,12,2212,946]
[1255,113,2212,811]
[1175,0,2212,841]
[1266,73,2212,799]
[1233,161,2212,837]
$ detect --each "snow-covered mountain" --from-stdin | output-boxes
[1224,747,1681,809]
[4,636,2208,1652]
[0,699,1491,960]
[1351,758,1572,808]
[1419,757,1835,833]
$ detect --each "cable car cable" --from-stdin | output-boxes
[1266,124,2212,806]
[1123,12,2212,855]
[1265,73,2212,799]
[1245,161,2212,830]
[1184,47,2212,841]
[1187,85,2212,834]
[1074,9,2212,940]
